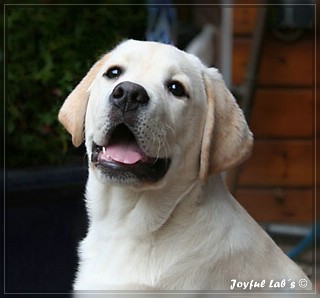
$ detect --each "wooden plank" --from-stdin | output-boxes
[233,6,258,35]
[232,37,251,86]
[236,188,313,223]
[259,33,314,86]
[239,140,313,187]
[232,34,314,86]
[250,88,314,138]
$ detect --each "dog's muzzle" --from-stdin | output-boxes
[91,82,171,185]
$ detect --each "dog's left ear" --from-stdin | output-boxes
[58,54,110,147]
[199,68,253,182]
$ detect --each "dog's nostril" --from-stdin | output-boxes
[113,86,124,99]
[134,91,148,103]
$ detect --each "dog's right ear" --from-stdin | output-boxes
[58,53,110,147]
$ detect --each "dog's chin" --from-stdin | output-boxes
[91,146,171,185]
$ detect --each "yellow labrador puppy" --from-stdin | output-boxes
[59,40,311,291]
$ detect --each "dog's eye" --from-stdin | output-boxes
[104,66,122,79]
[167,81,188,98]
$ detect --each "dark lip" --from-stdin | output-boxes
[93,154,171,183]
[91,124,171,183]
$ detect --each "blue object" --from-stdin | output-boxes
[287,223,319,260]
[146,0,177,45]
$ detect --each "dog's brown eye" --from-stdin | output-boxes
[167,81,188,98]
[104,67,122,79]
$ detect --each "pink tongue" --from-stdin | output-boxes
[102,142,146,164]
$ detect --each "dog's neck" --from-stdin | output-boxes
[85,170,229,236]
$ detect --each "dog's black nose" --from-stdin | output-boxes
[110,81,149,113]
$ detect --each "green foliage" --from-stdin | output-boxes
[6,4,147,167]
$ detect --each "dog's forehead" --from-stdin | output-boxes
[109,40,202,73]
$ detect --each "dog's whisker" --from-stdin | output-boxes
[164,123,175,138]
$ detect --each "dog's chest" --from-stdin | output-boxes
[76,217,212,290]
[77,230,167,287]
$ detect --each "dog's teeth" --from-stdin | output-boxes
[102,147,106,153]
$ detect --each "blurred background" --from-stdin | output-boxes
[4,0,317,294]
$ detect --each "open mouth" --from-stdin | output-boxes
[91,124,170,183]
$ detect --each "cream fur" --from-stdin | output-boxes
[58,40,312,292]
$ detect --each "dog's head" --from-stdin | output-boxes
[59,40,253,187]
